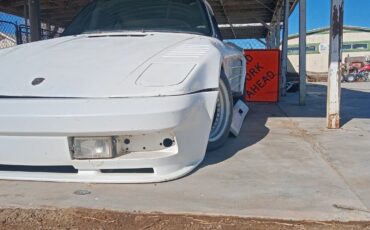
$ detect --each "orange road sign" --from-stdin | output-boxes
[244,49,280,102]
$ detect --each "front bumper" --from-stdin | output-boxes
[0,91,218,183]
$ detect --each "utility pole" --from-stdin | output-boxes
[327,0,344,129]
[299,0,306,105]
[28,0,41,42]
[280,0,289,97]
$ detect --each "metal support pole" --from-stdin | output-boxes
[299,0,306,105]
[23,0,28,26]
[28,0,41,42]
[266,32,271,49]
[270,27,276,48]
[23,0,29,42]
[269,31,274,49]
[274,24,281,48]
[280,0,289,96]
[15,24,22,45]
[327,0,344,129]
[273,4,283,49]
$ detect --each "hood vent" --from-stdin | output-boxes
[162,44,210,59]
[88,34,148,38]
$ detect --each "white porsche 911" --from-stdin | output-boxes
[0,0,245,183]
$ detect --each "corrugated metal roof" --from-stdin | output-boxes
[0,0,297,39]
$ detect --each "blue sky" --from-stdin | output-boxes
[289,0,370,35]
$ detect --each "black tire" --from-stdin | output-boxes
[207,72,233,151]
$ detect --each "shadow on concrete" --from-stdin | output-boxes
[197,83,370,171]
[280,83,370,126]
[196,103,276,171]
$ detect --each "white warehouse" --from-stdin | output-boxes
[287,26,370,79]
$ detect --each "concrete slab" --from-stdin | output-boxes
[0,82,369,221]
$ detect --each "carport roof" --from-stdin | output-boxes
[0,0,297,39]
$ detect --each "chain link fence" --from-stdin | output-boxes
[18,24,61,44]
[1,11,61,49]
[0,20,19,49]
[0,12,23,49]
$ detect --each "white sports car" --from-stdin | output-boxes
[0,0,245,183]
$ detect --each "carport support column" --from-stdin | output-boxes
[281,0,289,96]
[28,0,41,42]
[274,24,281,49]
[327,0,344,129]
[299,0,306,105]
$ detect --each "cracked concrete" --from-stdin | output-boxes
[0,82,369,221]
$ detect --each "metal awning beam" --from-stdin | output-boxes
[253,0,275,13]
[219,0,236,39]
[0,0,300,39]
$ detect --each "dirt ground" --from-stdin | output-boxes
[0,208,369,230]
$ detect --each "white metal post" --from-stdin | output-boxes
[280,0,289,96]
[327,0,344,129]
[299,0,306,105]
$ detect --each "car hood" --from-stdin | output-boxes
[0,32,200,98]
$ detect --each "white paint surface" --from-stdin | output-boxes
[0,30,245,182]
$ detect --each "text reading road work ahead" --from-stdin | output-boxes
[244,50,280,102]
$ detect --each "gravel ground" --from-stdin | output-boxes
[0,208,370,230]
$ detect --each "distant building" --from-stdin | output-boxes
[287,26,370,77]
[0,32,16,49]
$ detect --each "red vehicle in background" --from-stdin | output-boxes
[344,59,370,82]
[358,62,370,74]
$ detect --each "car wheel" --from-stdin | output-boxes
[207,72,233,151]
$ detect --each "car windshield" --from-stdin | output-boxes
[63,0,212,36]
